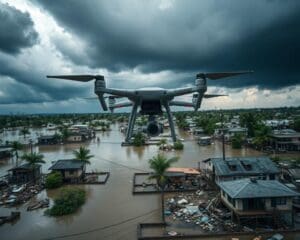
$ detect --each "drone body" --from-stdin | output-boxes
[47,71,252,143]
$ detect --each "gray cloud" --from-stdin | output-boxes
[33,0,300,89]
[0,3,38,54]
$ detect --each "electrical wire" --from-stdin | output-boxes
[41,208,159,240]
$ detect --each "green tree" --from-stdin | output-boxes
[21,152,45,183]
[173,140,184,150]
[253,125,271,150]
[45,171,63,189]
[60,127,70,142]
[132,132,146,146]
[149,154,178,223]
[231,134,243,149]
[20,128,30,138]
[45,187,86,216]
[11,141,23,161]
[73,146,94,174]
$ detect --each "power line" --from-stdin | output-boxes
[98,155,148,173]
[41,208,159,240]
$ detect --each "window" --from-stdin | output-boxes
[276,197,287,205]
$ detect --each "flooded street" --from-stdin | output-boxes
[0,124,299,240]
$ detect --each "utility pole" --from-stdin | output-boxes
[29,139,33,154]
[221,113,226,161]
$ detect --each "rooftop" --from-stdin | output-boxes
[166,167,200,175]
[0,147,13,152]
[49,159,85,170]
[270,129,300,138]
[206,156,279,177]
[219,179,299,199]
[8,163,41,171]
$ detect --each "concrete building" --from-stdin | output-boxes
[219,178,299,227]
[202,156,280,183]
[269,129,300,152]
[49,159,85,183]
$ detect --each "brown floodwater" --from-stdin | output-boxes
[0,124,299,240]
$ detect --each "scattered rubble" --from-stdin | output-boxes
[0,182,45,207]
[165,192,240,233]
[27,198,49,211]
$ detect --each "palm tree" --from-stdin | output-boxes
[21,152,45,183]
[11,141,23,166]
[149,154,178,223]
[20,128,30,138]
[73,146,94,174]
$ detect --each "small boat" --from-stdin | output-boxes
[12,185,25,193]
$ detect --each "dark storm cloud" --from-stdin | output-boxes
[33,0,300,90]
[0,3,38,54]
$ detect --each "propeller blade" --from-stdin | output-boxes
[83,97,98,100]
[196,71,253,80]
[47,75,104,82]
[104,95,124,99]
[204,94,228,98]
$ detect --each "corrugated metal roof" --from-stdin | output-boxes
[49,159,84,170]
[210,156,279,177]
[219,179,299,199]
[8,163,41,171]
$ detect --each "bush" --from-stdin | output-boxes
[173,140,184,150]
[132,132,145,146]
[45,172,63,189]
[231,134,243,149]
[45,187,86,216]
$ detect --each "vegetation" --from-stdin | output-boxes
[157,138,167,146]
[149,154,178,222]
[60,127,71,142]
[45,187,86,216]
[20,127,30,138]
[73,146,94,165]
[132,132,146,146]
[231,134,243,149]
[11,141,23,160]
[21,152,45,182]
[173,140,184,150]
[45,172,63,189]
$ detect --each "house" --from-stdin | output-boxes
[269,129,300,152]
[38,135,60,145]
[202,156,280,183]
[198,136,212,145]
[66,133,84,143]
[8,163,41,183]
[0,147,13,159]
[282,168,300,189]
[164,167,200,189]
[218,178,299,227]
[66,124,94,143]
[49,159,85,183]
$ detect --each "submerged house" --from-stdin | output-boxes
[219,178,299,227]
[269,129,300,152]
[202,156,280,183]
[0,147,13,159]
[49,159,85,183]
[38,135,60,145]
[8,163,41,183]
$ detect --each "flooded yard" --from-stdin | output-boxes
[0,124,299,240]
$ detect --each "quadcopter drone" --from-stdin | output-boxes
[47,71,252,143]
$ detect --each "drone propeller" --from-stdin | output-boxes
[83,95,124,100]
[196,71,253,80]
[203,94,228,98]
[47,75,104,82]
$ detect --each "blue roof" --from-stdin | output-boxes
[209,156,279,177]
[219,179,299,199]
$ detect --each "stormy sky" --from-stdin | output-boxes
[0,0,299,114]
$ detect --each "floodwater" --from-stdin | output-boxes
[0,124,299,240]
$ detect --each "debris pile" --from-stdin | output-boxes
[165,192,239,233]
[0,183,45,207]
[27,198,49,211]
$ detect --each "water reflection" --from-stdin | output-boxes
[0,124,298,240]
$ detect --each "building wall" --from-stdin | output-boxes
[64,169,83,179]
[67,135,82,142]
[221,190,293,212]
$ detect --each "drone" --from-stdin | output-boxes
[47,71,253,143]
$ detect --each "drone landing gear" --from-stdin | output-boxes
[163,102,177,143]
[125,101,139,143]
